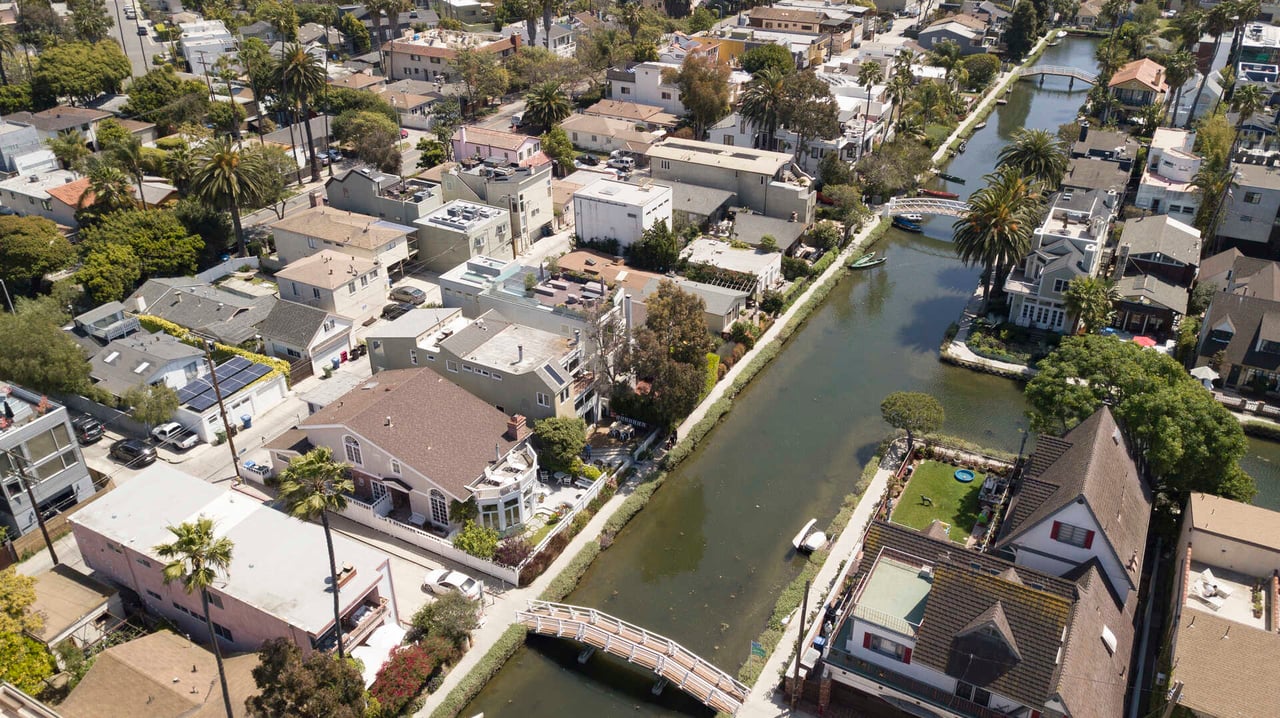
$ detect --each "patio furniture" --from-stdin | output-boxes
[409,512,427,528]
[573,477,594,490]
[1202,568,1234,598]
[1194,587,1227,611]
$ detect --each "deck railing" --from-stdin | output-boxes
[825,648,1020,718]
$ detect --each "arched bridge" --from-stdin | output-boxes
[1019,65,1099,85]
[517,600,749,714]
[884,196,970,218]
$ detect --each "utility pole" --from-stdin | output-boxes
[0,447,58,565]
[1159,681,1184,718]
[202,341,240,481]
[791,580,810,710]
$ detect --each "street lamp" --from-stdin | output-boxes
[202,340,241,482]
[0,447,58,565]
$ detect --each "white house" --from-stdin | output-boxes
[273,250,386,325]
[171,355,288,443]
[680,237,782,297]
[179,20,237,75]
[608,61,686,116]
[573,180,673,249]
[1135,128,1202,218]
[257,300,355,377]
[270,206,417,272]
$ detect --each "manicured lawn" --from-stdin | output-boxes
[890,460,984,544]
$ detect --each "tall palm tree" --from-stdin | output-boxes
[1229,0,1262,67]
[83,161,135,215]
[46,129,89,173]
[738,66,787,151]
[927,39,962,91]
[1231,82,1267,142]
[888,51,914,126]
[1163,50,1197,125]
[618,2,641,42]
[108,134,148,209]
[154,518,235,718]
[524,81,572,131]
[857,61,883,161]
[190,138,271,257]
[1192,162,1238,248]
[278,447,354,660]
[277,43,326,183]
[0,26,15,86]
[997,129,1069,188]
[163,143,198,195]
[895,116,927,143]
[1187,3,1237,128]
[953,167,1044,312]
[540,0,560,50]
[1171,8,1205,52]
[1063,276,1119,334]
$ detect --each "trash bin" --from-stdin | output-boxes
[331,357,341,370]
[240,414,252,429]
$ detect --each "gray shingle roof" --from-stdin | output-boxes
[89,331,203,396]
[1114,272,1190,313]
[258,301,333,349]
[1198,291,1280,373]
[127,279,277,345]
[1119,215,1201,267]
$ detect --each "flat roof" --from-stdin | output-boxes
[573,179,671,207]
[441,311,571,373]
[28,565,117,643]
[270,206,415,248]
[682,237,780,274]
[1190,492,1280,551]
[852,555,932,636]
[646,138,792,175]
[365,307,463,340]
[416,200,506,233]
[69,466,387,635]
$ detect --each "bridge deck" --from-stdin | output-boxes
[1018,65,1098,84]
[885,197,970,218]
[518,600,749,715]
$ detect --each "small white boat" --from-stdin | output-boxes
[900,213,924,222]
[1056,30,1067,38]
[974,121,988,130]
[792,518,828,553]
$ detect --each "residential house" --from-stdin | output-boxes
[681,237,782,297]
[274,250,386,325]
[439,158,553,253]
[1217,163,1280,252]
[1239,20,1280,65]
[723,209,807,254]
[652,179,737,229]
[962,0,1011,28]
[1135,128,1202,218]
[326,167,443,227]
[413,200,513,272]
[657,32,722,65]
[366,306,466,373]
[268,367,540,537]
[271,205,418,272]
[329,71,387,91]
[124,278,278,346]
[647,138,815,224]
[561,114,662,156]
[87,331,206,400]
[1005,189,1116,332]
[1076,0,1104,26]
[1108,58,1168,109]
[1198,247,1280,298]
[72,302,140,344]
[716,27,832,69]
[297,21,344,49]
[5,106,111,147]
[383,29,520,84]
[70,466,400,659]
[171,355,288,443]
[584,99,680,131]
[0,170,90,228]
[258,300,355,376]
[1195,289,1280,388]
[372,85,436,130]
[0,120,50,174]
[25,566,123,664]
[632,277,748,334]
[0,384,96,541]
[238,18,279,42]
[434,0,491,25]
[450,126,545,167]
[179,20,237,75]
[58,630,259,718]
[917,14,993,55]
[1061,157,1129,196]
[1070,123,1138,170]
[573,179,673,249]
[607,61,687,116]
[1165,493,1280,718]
[1109,215,1202,338]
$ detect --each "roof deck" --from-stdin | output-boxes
[852,552,932,637]
[1185,561,1265,629]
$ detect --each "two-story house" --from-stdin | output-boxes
[274,250,386,325]
[1135,127,1202,218]
[451,126,545,167]
[573,179,673,249]
[917,14,993,55]
[1070,122,1138,170]
[0,385,96,540]
[647,138,815,224]
[366,306,468,373]
[1108,215,1202,339]
[326,167,444,227]
[1004,189,1116,332]
[382,29,520,85]
[607,61,687,116]
[1217,163,1280,252]
[1195,288,1280,389]
[1108,58,1168,109]
[0,170,90,228]
[439,159,554,254]
[125,278,278,346]
[413,200,514,272]
[70,465,400,659]
[257,301,355,377]
[584,98,681,131]
[6,106,112,148]
[271,205,418,273]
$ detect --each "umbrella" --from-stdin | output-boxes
[1190,366,1220,382]
[1133,336,1158,348]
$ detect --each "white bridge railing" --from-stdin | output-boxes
[884,197,971,218]
[1019,65,1099,84]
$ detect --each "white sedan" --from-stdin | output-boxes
[423,569,483,601]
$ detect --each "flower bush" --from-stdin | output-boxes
[370,642,444,716]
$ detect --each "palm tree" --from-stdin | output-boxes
[888,52,914,126]
[927,39,962,90]
[1163,50,1197,125]
[1188,3,1237,128]
[1171,8,1205,52]
[540,0,560,50]
[278,447,354,659]
[190,138,271,257]
[952,167,1044,312]
[83,161,135,215]
[108,134,148,209]
[1192,162,1238,249]
[0,26,16,86]
[1229,0,1262,67]
[277,43,326,183]
[619,3,641,42]
[997,129,1069,187]
[1063,276,1120,334]
[154,518,235,718]
[738,66,787,151]
[46,129,89,172]
[523,81,572,131]
[163,143,198,195]
[1231,82,1267,146]
[895,116,927,143]
[857,61,883,161]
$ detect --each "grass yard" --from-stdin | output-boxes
[890,460,985,544]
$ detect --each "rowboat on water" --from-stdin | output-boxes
[996,98,1009,105]
[920,188,960,199]
[957,140,968,152]
[974,121,988,130]
[899,212,925,222]
[891,217,924,233]
[792,519,829,552]
[937,173,965,184]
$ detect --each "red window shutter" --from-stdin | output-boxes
[863,632,872,649]
[1050,521,1061,540]
[902,647,912,664]
[1084,530,1095,549]
[1031,712,1042,718]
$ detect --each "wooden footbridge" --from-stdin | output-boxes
[517,600,750,715]
[1019,65,1099,85]
[884,196,970,218]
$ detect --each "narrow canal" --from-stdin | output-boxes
[461,38,1105,716]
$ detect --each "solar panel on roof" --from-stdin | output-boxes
[544,365,566,386]
[187,393,219,412]
[245,363,271,380]
[182,358,274,409]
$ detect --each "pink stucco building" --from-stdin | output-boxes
[451,125,546,167]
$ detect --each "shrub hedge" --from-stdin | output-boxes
[1243,420,1280,441]
[539,541,602,602]
[428,625,528,718]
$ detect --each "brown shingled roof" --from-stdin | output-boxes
[1108,58,1167,92]
[1055,563,1136,718]
[46,177,91,208]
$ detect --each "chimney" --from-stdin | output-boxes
[1079,121,1089,143]
[573,329,581,344]
[624,293,634,336]
[506,414,527,441]
[517,344,524,362]
[134,295,147,313]
[384,415,393,427]
[309,190,324,208]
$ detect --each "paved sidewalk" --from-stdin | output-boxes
[942,285,1037,378]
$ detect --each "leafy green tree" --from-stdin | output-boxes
[0,26,16,87]
[122,382,179,427]
[78,161,136,223]
[68,0,112,42]
[246,639,365,718]
[0,84,32,114]
[1063,276,1119,334]
[81,209,203,278]
[523,80,572,131]
[533,417,586,472]
[540,125,574,176]
[278,447,354,660]
[626,219,681,272]
[191,138,272,257]
[962,53,1000,89]
[823,184,869,240]
[0,300,95,394]
[16,0,64,50]
[1025,335,1254,501]
[0,569,53,696]
[77,241,141,304]
[338,12,370,54]
[1004,1,1039,60]
[154,518,236,718]
[207,100,246,136]
[0,215,75,293]
[818,150,855,188]
[431,97,463,152]
[453,520,499,559]
[334,110,400,174]
[254,0,299,40]
[880,391,945,452]
[410,592,480,647]
[997,128,1070,188]
[738,66,786,151]
[807,221,841,250]
[740,43,795,76]
[688,6,716,32]
[454,47,509,115]
[641,279,714,365]
[617,328,706,427]
[856,138,934,198]
[1188,282,1218,316]
[31,40,130,105]
[416,138,448,169]
[668,55,730,139]
[952,166,1043,311]
[122,67,210,133]
[46,129,90,172]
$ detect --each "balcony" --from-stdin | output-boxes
[825,648,1018,718]
[332,596,391,653]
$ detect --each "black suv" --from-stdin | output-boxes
[381,302,416,321]
[71,415,104,444]
[109,438,157,467]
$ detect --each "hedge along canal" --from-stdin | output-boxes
[457,37,1103,718]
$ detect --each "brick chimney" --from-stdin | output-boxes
[310,190,325,208]
[506,414,527,441]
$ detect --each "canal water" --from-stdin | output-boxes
[461,38,1205,717]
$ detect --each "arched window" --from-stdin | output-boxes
[343,436,362,465]
[429,490,449,526]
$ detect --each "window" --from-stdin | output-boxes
[1181,205,1195,214]
[390,459,401,474]
[347,281,356,294]
[429,489,448,525]
[1246,191,1262,204]
[360,275,369,287]
[537,392,550,407]
[863,632,911,663]
[307,237,317,249]
[492,372,502,381]
[313,288,322,299]
[724,136,734,146]
[212,622,233,642]
[1052,278,1070,293]
[136,557,152,568]
[446,360,459,373]
[621,86,631,94]
[344,435,363,465]
[659,160,670,170]
[661,91,671,100]
[1169,204,1182,213]
[286,348,302,358]
[462,364,472,372]
[146,589,161,600]
[207,593,223,609]
[3,481,20,499]
[503,496,520,527]
[106,541,123,554]
[410,349,418,365]
[955,682,992,707]
[1050,520,1094,548]
[292,282,300,296]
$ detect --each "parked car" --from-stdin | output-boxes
[327,148,343,162]
[400,128,409,139]
[381,302,415,321]
[109,438,157,467]
[576,154,599,166]
[389,285,426,305]
[606,156,635,170]
[423,569,483,600]
[137,25,148,35]
[151,422,200,450]
[71,415,104,444]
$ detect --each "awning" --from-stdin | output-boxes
[1133,336,1158,348]
[1191,366,1220,382]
